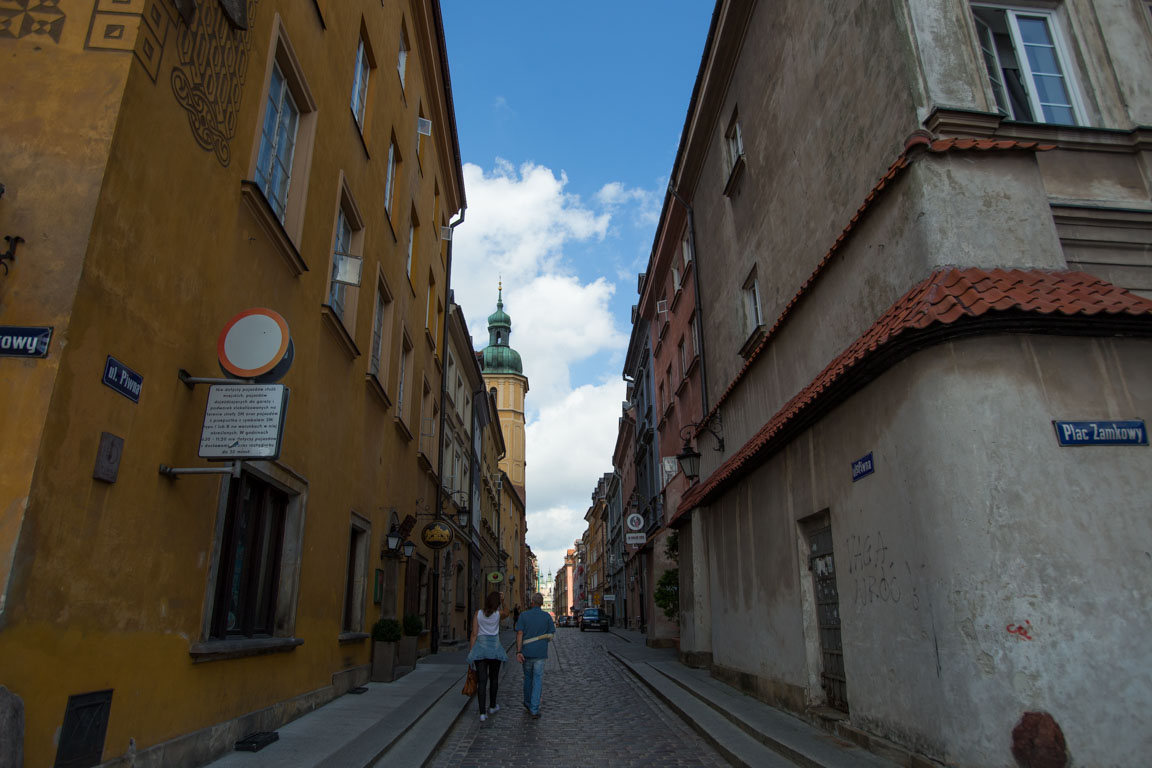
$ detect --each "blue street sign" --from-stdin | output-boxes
[102,355,143,402]
[851,452,874,482]
[1053,420,1146,446]
[0,326,52,358]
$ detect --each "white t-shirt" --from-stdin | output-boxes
[476,609,501,636]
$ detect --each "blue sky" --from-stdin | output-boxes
[441,1,713,578]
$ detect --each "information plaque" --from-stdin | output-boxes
[199,384,289,460]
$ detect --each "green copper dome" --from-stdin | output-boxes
[481,284,523,375]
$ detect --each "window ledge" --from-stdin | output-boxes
[338,632,370,644]
[189,637,304,663]
[366,372,392,408]
[320,304,361,359]
[658,319,669,340]
[675,375,690,398]
[685,355,700,377]
[425,327,437,354]
[723,154,746,198]
[923,107,1149,152]
[394,415,414,441]
[670,288,684,312]
[682,257,694,281]
[738,324,767,360]
[241,181,308,277]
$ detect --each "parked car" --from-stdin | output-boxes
[579,608,609,632]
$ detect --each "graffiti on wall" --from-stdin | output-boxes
[844,531,919,611]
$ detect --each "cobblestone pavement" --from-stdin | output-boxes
[428,628,731,768]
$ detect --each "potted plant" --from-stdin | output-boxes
[370,618,401,682]
[398,613,422,668]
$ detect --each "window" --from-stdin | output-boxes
[350,35,373,130]
[397,22,409,89]
[211,472,288,638]
[678,339,686,381]
[256,61,300,221]
[342,517,370,633]
[725,110,744,172]
[691,313,701,359]
[385,137,399,218]
[369,277,394,381]
[682,232,693,268]
[407,207,419,278]
[743,272,763,332]
[672,262,682,292]
[327,181,364,328]
[397,332,413,424]
[971,5,1081,125]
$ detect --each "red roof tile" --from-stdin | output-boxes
[688,134,1058,444]
[675,268,1152,521]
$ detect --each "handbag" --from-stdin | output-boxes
[461,664,477,697]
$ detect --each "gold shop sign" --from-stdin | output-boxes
[421,520,453,549]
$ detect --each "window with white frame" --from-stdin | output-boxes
[672,262,682,292]
[970,4,1082,125]
[743,271,763,333]
[328,184,364,326]
[256,61,301,221]
[724,109,744,172]
[341,517,370,633]
[397,332,413,424]
[678,338,686,381]
[385,137,399,217]
[397,21,410,89]
[407,208,419,278]
[690,313,700,359]
[350,36,372,130]
[369,277,394,381]
[682,232,693,268]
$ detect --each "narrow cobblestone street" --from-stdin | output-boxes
[425,629,730,768]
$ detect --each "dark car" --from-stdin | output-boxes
[579,608,609,632]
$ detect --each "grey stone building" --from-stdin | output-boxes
[670,1,1152,766]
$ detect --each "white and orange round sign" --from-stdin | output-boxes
[217,308,293,381]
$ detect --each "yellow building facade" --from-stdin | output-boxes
[0,1,463,766]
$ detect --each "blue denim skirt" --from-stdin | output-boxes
[466,634,508,664]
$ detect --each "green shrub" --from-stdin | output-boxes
[654,568,679,622]
[372,618,402,642]
[403,613,424,636]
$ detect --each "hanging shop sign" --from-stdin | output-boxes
[198,384,289,460]
[420,520,453,549]
[851,452,875,482]
[487,571,504,583]
[1053,420,1147,447]
[102,355,143,402]
[217,308,294,382]
[0,325,52,358]
[626,512,644,531]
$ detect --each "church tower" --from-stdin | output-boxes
[480,283,529,491]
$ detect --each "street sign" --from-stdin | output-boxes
[0,325,52,358]
[851,452,874,482]
[626,512,644,531]
[1053,420,1147,446]
[102,355,143,402]
[218,308,294,382]
[626,533,646,545]
[604,594,615,601]
[198,384,289,460]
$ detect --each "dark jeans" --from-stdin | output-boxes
[475,659,501,714]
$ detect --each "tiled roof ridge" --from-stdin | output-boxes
[692,132,1057,441]
[675,266,1152,519]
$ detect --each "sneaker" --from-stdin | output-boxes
[479,713,487,722]
[531,712,540,719]
[488,705,501,715]
[523,703,531,713]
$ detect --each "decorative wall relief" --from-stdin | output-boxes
[0,0,65,43]
[85,0,177,83]
[170,0,259,167]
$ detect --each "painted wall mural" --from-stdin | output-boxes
[170,0,258,166]
[0,0,65,43]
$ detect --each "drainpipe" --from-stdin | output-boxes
[432,209,466,654]
[667,186,709,415]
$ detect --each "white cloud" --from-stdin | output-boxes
[449,160,640,577]
[596,181,661,226]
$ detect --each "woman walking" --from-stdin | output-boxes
[467,591,508,721]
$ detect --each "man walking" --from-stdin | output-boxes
[514,592,555,719]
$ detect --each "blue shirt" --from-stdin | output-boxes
[515,607,556,659]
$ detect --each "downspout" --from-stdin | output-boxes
[667,186,709,415]
[432,209,466,654]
